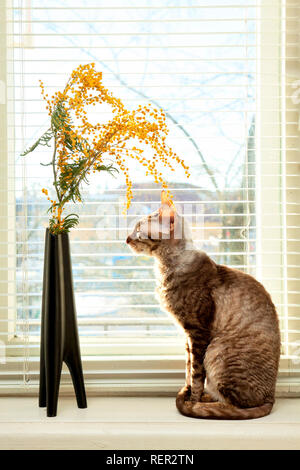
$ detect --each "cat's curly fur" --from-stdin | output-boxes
[127,196,281,419]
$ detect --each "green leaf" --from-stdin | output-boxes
[64,213,79,220]
[95,164,119,177]
[21,128,54,157]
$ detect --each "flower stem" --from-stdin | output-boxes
[52,134,61,204]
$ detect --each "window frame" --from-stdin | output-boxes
[0,0,299,396]
[256,0,288,352]
[0,0,16,351]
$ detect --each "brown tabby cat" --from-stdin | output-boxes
[126,191,281,419]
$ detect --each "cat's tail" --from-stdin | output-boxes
[176,394,273,420]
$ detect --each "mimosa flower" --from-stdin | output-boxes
[22,64,190,234]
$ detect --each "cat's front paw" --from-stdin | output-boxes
[200,392,217,403]
[177,385,191,402]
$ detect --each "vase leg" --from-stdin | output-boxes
[45,359,63,418]
[39,229,49,408]
[59,234,87,410]
[39,299,46,407]
[44,230,64,417]
[65,357,87,409]
[39,341,47,408]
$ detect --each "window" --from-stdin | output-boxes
[0,0,299,395]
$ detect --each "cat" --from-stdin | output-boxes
[126,191,281,419]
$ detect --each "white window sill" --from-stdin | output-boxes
[0,397,299,450]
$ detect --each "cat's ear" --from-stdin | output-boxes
[159,191,176,234]
[161,190,175,209]
[160,190,176,216]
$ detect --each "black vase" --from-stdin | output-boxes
[39,228,87,417]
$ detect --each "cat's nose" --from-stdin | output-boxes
[126,236,132,244]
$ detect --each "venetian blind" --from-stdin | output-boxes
[0,0,299,395]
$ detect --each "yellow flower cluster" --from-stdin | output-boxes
[39,63,190,231]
